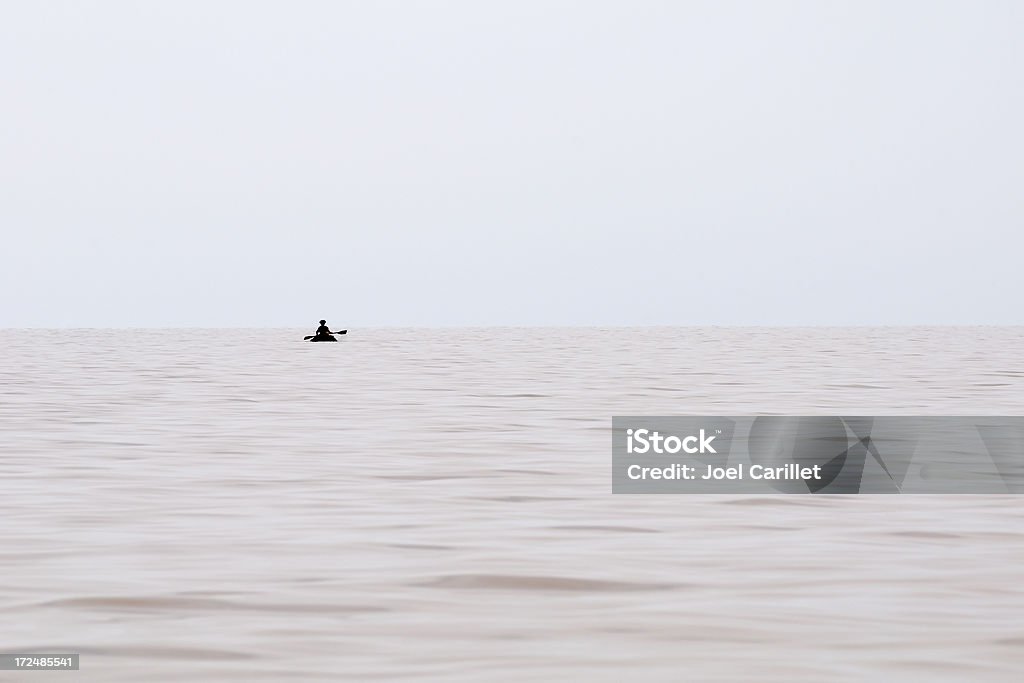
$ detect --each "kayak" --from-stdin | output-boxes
[306,329,347,342]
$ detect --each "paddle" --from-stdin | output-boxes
[304,330,347,340]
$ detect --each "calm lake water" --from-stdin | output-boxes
[2,327,1023,681]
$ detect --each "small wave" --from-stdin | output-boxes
[718,497,828,507]
[421,574,677,592]
[885,530,963,540]
[470,495,578,503]
[87,645,256,661]
[549,525,660,533]
[36,595,388,615]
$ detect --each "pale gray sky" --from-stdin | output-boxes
[1,1,1021,327]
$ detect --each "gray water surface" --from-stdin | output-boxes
[2,327,1023,681]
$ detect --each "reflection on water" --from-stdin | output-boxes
[1,327,1023,681]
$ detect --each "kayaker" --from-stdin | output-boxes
[314,320,336,340]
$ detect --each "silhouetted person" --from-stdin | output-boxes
[314,319,336,340]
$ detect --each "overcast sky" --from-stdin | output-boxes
[2,1,1021,327]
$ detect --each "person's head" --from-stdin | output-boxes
[319,320,326,325]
